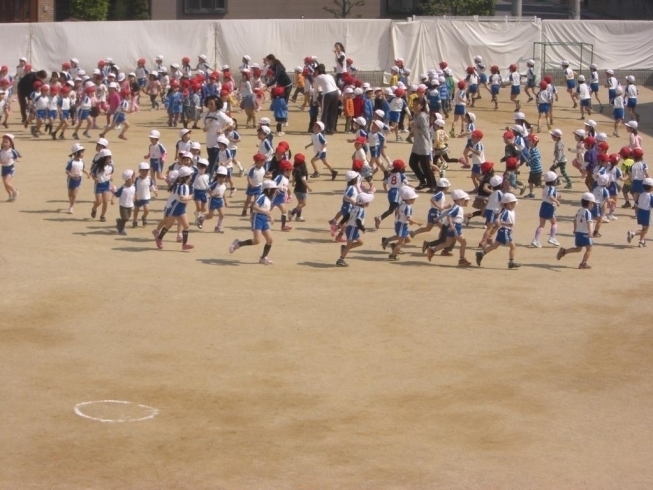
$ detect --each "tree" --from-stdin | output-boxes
[323,0,366,18]
[69,0,110,20]
[418,0,495,16]
[108,0,150,20]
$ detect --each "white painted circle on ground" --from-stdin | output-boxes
[73,400,159,423]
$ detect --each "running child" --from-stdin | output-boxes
[0,133,19,202]
[628,148,648,205]
[192,158,210,228]
[289,153,311,222]
[612,87,625,137]
[450,81,467,137]
[336,192,374,267]
[382,186,421,260]
[625,121,642,150]
[229,180,278,265]
[619,146,634,209]
[507,63,521,112]
[271,159,293,231]
[625,75,639,123]
[549,129,572,189]
[627,178,653,248]
[99,89,130,140]
[65,143,88,213]
[89,148,114,222]
[524,59,537,102]
[426,189,471,266]
[478,175,504,248]
[556,192,595,269]
[531,171,561,248]
[475,193,521,269]
[459,112,476,168]
[111,169,136,236]
[525,134,542,198]
[374,159,407,229]
[242,153,266,216]
[489,65,502,110]
[330,170,359,240]
[577,75,592,120]
[133,161,157,227]
[561,60,578,108]
[589,64,603,111]
[411,178,450,244]
[535,81,552,132]
[201,166,229,233]
[145,129,167,187]
[153,166,194,251]
[591,174,610,237]
[305,121,337,180]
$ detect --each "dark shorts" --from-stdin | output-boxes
[528,171,542,186]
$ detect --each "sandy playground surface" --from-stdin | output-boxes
[1,86,652,490]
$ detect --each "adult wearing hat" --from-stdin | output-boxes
[17,69,47,125]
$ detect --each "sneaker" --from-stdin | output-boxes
[176,233,183,242]
[336,258,348,267]
[458,258,472,267]
[388,254,398,261]
[531,239,542,248]
[395,136,403,142]
[329,222,338,236]
[229,239,240,254]
[639,241,647,248]
[441,250,453,256]
[281,225,292,232]
[182,243,194,251]
[526,193,535,198]
[508,261,521,269]
[381,237,389,250]
[564,183,573,189]
[627,231,635,244]
[151,229,158,239]
[335,234,346,242]
[91,208,97,219]
[12,190,19,201]
[331,170,338,181]
[578,262,591,269]
[601,217,610,223]
[59,133,65,140]
[197,215,204,229]
[99,216,106,222]
[475,251,484,266]
[374,216,381,230]
[142,218,148,226]
[427,247,434,262]
[547,237,560,246]
[519,187,526,196]
[259,257,273,265]
[155,238,163,249]
[422,241,429,254]
[215,226,224,233]
[67,206,74,214]
[593,231,602,238]
[622,202,632,208]
[556,248,566,260]
[82,132,91,139]
[310,172,321,178]
[609,215,617,221]
[296,216,305,222]
[118,230,127,236]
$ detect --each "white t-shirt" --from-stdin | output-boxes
[115,185,135,208]
[204,110,233,149]
[313,74,338,94]
[193,173,210,191]
[66,158,84,177]
[499,209,515,228]
[577,83,591,100]
[574,208,592,234]
[135,175,155,200]
[630,161,648,180]
[486,189,503,212]
[564,68,574,80]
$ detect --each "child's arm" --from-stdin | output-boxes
[408,216,422,226]
[303,177,312,193]
[304,141,313,149]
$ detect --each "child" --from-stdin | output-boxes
[271,160,293,231]
[89,148,114,222]
[270,86,288,135]
[625,120,642,150]
[153,166,194,251]
[31,84,49,137]
[625,75,639,123]
[51,86,71,140]
[330,170,359,240]
[535,81,552,132]
[192,158,210,228]
[507,63,521,112]
[450,81,467,137]
[627,178,653,247]
[589,64,603,111]
[382,186,421,260]
[605,153,622,219]
[465,66,479,108]
[133,161,157,227]
[336,192,374,267]
[367,120,385,175]
[99,90,130,140]
[0,133,19,201]
[576,75,592,120]
[342,87,355,133]
[389,88,406,141]
[111,169,136,236]
[65,143,88,213]
[145,129,167,187]
[201,166,229,233]
[620,146,634,208]
[229,180,278,265]
[374,159,407,229]
[561,60,577,108]
[216,136,236,197]
[226,127,244,177]
[459,112,476,167]
[305,121,337,180]
[526,134,542,198]
[556,192,595,269]
[591,174,610,237]
[524,59,536,103]
[570,128,587,177]
[489,65,502,110]
[291,66,305,106]
[628,148,648,205]
[146,73,161,110]
[256,125,274,168]
[467,129,484,192]
[426,189,472,266]
[531,171,561,248]
[476,193,521,269]
[290,153,311,222]
[166,80,183,127]
[431,119,458,171]
[411,178,450,244]
[502,156,523,195]
[478,175,504,248]
[612,87,625,137]
[549,129,572,189]
[242,153,266,216]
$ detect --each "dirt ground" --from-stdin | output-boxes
[1,85,652,490]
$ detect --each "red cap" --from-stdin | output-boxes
[503,130,515,139]
[544,75,552,83]
[528,134,539,143]
[346,58,353,65]
[354,136,366,145]
[182,56,190,63]
[633,148,644,158]
[293,153,306,164]
[619,146,632,158]
[138,58,146,64]
[457,80,466,89]
[394,88,405,97]
[182,89,189,97]
[471,129,483,140]
[608,153,619,164]
[506,157,519,170]
[278,141,290,149]
[584,137,596,146]
[220,89,230,97]
[597,141,609,151]
[62,62,71,69]
[84,85,96,93]
[253,153,267,162]
[598,153,609,162]
[480,162,494,174]
[439,61,448,69]
[275,144,286,153]
[352,159,364,171]
[509,64,517,72]
[539,81,548,89]
[272,86,285,97]
[98,60,106,67]
[24,64,32,71]
[466,66,475,74]
[392,159,406,170]
[490,65,499,74]
[280,160,293,171]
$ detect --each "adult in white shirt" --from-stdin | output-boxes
[313,64,339,135]
[203,96,234,175]
[333,42,347,86]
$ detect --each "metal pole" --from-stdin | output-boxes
[570,0,581,19]
[512,0,522,17]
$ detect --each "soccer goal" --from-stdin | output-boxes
[532,42,594,83]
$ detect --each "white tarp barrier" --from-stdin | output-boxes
[215,20,392,72]
[542,20,653,71]
[29,20,215,74]
[1,23,31,69]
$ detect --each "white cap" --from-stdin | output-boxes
[582,192,596,203]
[577,75,585,82]
[467,112,476,123]
[354,117,366,126]
[436,178,450,187]
[216,135,229,145]
[625,121,638,129]
[383,87,393,95]
[643,177,653,187]
[489,175,503,187]
[168,170,179,182]
[356,193,374,204]
[128,72,136,77]
[374,109,385,118]
[434,119,445,127]
[596,132,608,142]
[179,128,191,137]
[190,141,201,150]
[353,87,363,95]
[179,151,192,159]
[19,56,26,62]
[573,129,586,138]
[561,60,570,66]
[451,189,470,201]
[597,174,610,186]
[550,128,563,138]
[418,83,428,91]
[501,193,518,204]
[96,137,108,147]
[258,117,270,125]
[215,166,228,176]
[262,180,277,190]
[315,121,325,131]
[117,73,125,82]
[410,84,418,91]
[243,55,251,61]
[121,169,134,180]
[294,66,302,72]
[514,112,525,120]
[108,82,118,89]
[544,171,558,183]
[148,130,160,139]
[92,68,101,75]
[400,187,419,200]
[98,148,112,158]
[171,63,179,69]
[199,54,207,61]
[590,63,597,69]
[443,68,452,75]
[473,55,483,63]
[606,68,614,75]
[70,143,84,154]
[344,170,359,182]
[158,67,167,73]
[585,119,597,128]
[616,86,624,95]
[259,125,271,135]
[512,124,524,135]
[155,55,164,61]
[373,120,385,130]
[397,81,406,88]
[178,166,193,178]
[626,75,635,83]
[526,59,535,65]
[196,158,209,166]
[138,162,150,170]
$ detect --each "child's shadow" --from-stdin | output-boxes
[287,237,335,244]
[297,261,337,269]
[197,258,240,266]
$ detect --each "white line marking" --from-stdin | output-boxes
[73,400,159,423]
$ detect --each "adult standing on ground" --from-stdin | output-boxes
[313,64,339,135]
[408,98,436,191]
[264,54,293,102]
[203,95,234,175]
[17,69,47,125]
[333,42,347,86]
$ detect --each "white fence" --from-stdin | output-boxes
[2,19,652,81]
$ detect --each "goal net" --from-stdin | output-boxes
[532,42,594,84]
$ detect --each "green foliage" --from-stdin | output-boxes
[69,0,110,20]
[323,0,366,18]
[418,0,495,16]
[108,0,150,20]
